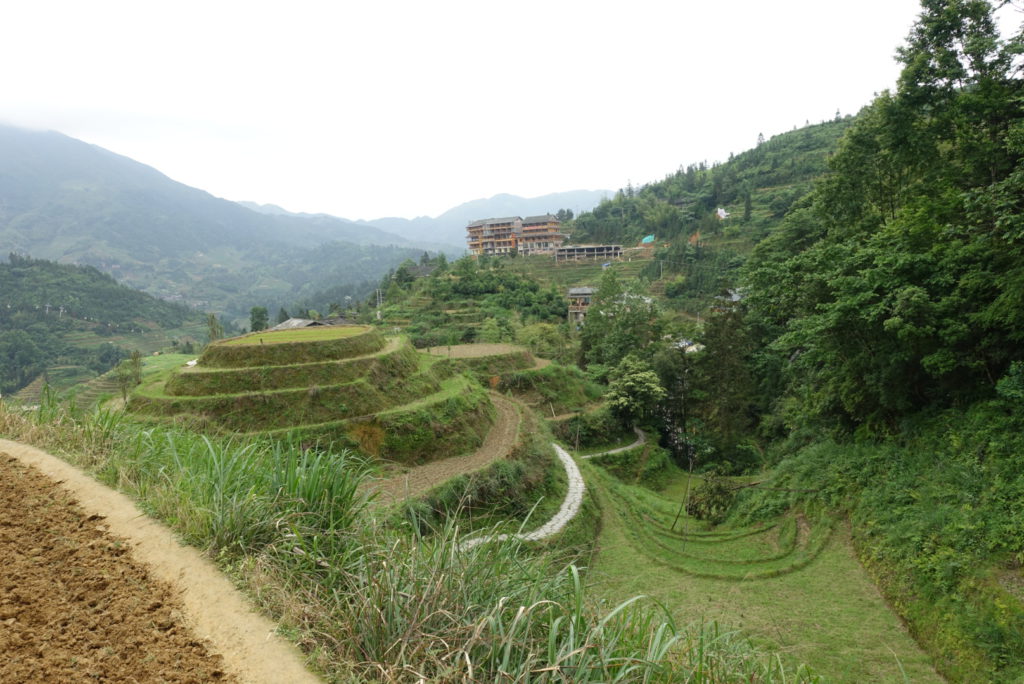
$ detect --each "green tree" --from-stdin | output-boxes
[249,306,269,332]
[115,360,134,402]
[478,317,504,343]
[0,329,44,394]
[605,355,667,427]
[697,308,756,461]
[205,313,224,344]
[741,0,1024,430]
[652,342,706,463]
[276,307,290,324]
[516,322,565,362]
[579,270,663,379]
[129,349,143,385]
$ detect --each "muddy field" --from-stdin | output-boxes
[0,454,229,683]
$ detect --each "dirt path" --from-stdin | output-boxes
[580,427,646,459]
[365,392,521,505]
[0,440,319,684]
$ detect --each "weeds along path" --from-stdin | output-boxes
[0,439,319,684]
[365,391,520,506]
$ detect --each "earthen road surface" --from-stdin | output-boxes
[0,439,319,684]
[364,391,521,505]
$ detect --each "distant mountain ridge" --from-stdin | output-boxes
[354,190,612,248]
[236,201,459,254]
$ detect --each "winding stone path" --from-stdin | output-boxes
[458,428,649,550]
[459,444,584,551]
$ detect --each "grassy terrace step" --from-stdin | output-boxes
[424,344,536,381]
[12,375,47,405]
[165,337,418,396]
[129,354,450,432]
[71,371,121,409]
[589,465,834,581]
[198,325,384,368]
[261,375,494,464]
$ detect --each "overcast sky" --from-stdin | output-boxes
[2,0,931,220]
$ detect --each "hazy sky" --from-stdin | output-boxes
[3,0,930,220]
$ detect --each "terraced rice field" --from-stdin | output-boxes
[586,462,941,682]
[593,467,832,580]
[127,326,494,464]
[217,326,366,345]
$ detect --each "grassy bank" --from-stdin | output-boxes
[586,459,940,682]
[733,403,1024,682]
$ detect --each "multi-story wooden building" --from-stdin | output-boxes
[466,215,566,257]
[567,286,595,324]
[518,215,566,255]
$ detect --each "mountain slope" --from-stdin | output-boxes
[0,254,205,395]
[237,201,458,254]
[0,124,423,316]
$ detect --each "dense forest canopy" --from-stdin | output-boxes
[742,0,1024,432]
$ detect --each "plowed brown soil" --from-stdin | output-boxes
[0,454,229,683]
[0,440,319,684]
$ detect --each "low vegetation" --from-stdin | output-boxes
[1,394,821,682]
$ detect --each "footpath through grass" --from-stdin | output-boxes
[586,461,941,683]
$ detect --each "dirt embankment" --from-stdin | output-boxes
[367,391,520,505]
[0,440,319,684]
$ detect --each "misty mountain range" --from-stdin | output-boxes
[0,123,608,317]
[240,188,611,250]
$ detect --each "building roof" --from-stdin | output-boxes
[467,216,521,228]
[269,317,324,331]
[522,214,559,225]
[568,287,596,296]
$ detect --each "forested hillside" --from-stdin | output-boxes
[0,255,202,395]
[571,117,853,246]
[561,116,853,314]
[496,2,1023,678]
[727,2,1024,679]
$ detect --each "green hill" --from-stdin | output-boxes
[0,254,205,395]
[128,325,494,464]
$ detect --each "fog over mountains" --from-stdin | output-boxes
[240,189,611,251]
[0,123,608,316]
